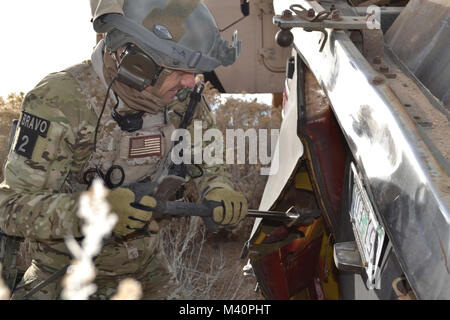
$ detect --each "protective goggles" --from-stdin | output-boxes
[117,44,187,92]
[95,13,241,73]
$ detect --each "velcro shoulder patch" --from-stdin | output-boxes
[14,112,51,159]
[129,135,162,158]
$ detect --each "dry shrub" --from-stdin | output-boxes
[0,93,23,181]
[0,93,24,295]
[62,179,117,300]
[161,216,260,300]
[206,81,282,240]
[160,80,280,300]
[0,92,24,111]
[203,79,282,207]
[214,95,282,209]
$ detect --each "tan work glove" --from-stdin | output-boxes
[107,187,157,237]
[204,188,248,227]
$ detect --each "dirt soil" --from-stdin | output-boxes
[202,223,264,300]
[161,216,264,300]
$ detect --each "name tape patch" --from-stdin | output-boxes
[14,112,51,159]
[19,112,50,137]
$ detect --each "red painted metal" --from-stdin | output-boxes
[252,250,290,299]
[305,107,347,225]
[252,222,325,299]
[281,235,323,297]
[250,69,347,300]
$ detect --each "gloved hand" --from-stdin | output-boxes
[107,187,157,237]
[204,188,248,227]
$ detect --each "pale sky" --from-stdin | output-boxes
[0,0,272,105]
[0,1,93,98]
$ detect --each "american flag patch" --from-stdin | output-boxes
[129,135,162,158]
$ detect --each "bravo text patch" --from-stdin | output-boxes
[19,112,50,137]
[14,112,51,159]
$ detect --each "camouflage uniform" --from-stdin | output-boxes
[0,40,234,300]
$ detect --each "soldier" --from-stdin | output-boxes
[0,0,247,299]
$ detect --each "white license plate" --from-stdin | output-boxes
[350,163,385,289]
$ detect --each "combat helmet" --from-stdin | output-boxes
[90,0,241,74]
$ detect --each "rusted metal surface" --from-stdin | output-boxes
[273,0,450,299]
[274,12,377,30]
[358,0,390,6]
[273,2,381,52]
[362,29,385,62]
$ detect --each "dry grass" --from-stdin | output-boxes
[161,217,262,300]
[62,179,118,300]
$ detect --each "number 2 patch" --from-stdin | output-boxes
[14,112,50,159]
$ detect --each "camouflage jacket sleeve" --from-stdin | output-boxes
[0,72,96,240]
[169,93,235,200]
